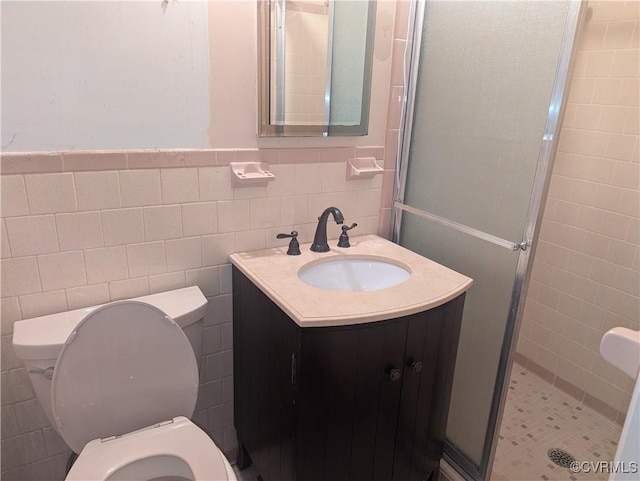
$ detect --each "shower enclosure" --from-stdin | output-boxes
[392,1,585,479]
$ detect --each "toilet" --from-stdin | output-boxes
[12,286,236,481]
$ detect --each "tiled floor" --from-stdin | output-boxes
[491,366,622,481]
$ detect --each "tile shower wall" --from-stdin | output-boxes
[0,146,383,480]
[517,0,639,423]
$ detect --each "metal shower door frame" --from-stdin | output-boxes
[391,1,586,479]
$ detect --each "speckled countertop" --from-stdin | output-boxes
[229,234,473,328]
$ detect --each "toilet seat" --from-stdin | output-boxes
[51,301,199,454]
[66,416,232,481]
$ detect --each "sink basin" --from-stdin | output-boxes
[298,257,411,292]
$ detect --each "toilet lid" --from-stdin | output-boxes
[51,301,199,454]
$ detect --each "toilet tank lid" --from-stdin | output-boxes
[12,286,207,361]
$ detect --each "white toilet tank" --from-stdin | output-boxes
[12,286,207,439]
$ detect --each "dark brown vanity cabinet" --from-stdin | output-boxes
[233,267,465,481]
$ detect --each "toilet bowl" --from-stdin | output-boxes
[12,287,236,481]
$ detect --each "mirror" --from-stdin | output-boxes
[258,0,376,137]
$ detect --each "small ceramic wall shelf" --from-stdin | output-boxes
[347,157,383,180]
[230,162,276,187]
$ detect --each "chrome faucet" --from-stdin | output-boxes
[310,207,344,252]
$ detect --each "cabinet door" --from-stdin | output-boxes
[296,320,408,481]
[393,295,465,481]
[392,308,443,481]
[233,268,298,481]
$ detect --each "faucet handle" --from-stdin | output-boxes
[276,230,299,239]
[342,223,357,232]
[276,231,301,256]
[337,223,357,248]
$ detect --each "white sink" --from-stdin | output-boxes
[298,257,411,292]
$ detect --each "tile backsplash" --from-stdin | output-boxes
[0,146,384,480]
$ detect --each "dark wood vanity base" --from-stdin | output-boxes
[233,267,466,481]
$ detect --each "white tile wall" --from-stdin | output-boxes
[266,164,296,197]
[185,266,221,297]
[166,237,203,271]
[217,200,251,233]
[66,284,110,310]
[294,163,323,194]
[149,271,186,294]
[143,205,183,241]
[1,221,11,259]
[126,241,167,277]
[84,246,128,284]
[101,208,145,246]
[198,167,234,201]
[24,173,76,215]
[38,251,87,291]
[249,197,281,229]
[1,176,29,218]
[517,0,639,418]
[75,171,121,211]
[5,216,59,257]
[182,202,218,237]
[160,168,199,204]
[280,196,309,227]
[202,233,235,267]
[119,169,162,207]
[18,291,68,322]
[109,277,150,301]
[1,257,42,297]
[0,156,383,480]
[56,212,103,251]
[1,297,22,334]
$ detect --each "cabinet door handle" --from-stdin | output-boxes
[406,357,423,373]
[387,367,402,382]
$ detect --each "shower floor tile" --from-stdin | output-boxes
[491,366,622,481]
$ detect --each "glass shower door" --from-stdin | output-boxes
[395,1,583,478]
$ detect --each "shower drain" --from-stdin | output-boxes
[547,448,576,468]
